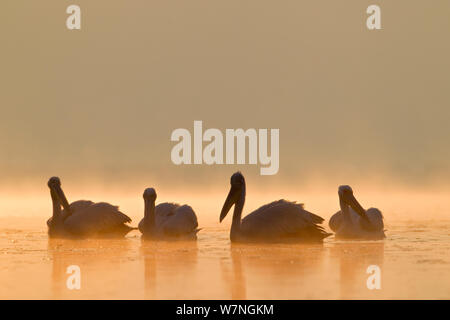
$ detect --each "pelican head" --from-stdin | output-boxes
[47,176,72,214]
[338,185,365,214]
[143,188,157,201]
[338,185,353,197]
[47,176,61,188]
[338,185,375,230]
[220,172,245,222]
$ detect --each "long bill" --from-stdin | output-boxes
[220,185,240,222]
[50,187,61,219]
[344,193,375,230]
[53,184,73,217]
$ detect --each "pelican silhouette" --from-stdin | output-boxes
[138,188,200,240]
[47,177,136,238]
[219,172,331,243]
[329,185,385,240]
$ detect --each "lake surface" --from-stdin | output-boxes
[1,218,449,299]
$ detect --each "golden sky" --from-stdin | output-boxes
[1,1,450,191]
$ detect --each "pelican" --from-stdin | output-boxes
[138,188,200,240]
[219,172,331,243]
[47,177,136,238]
[329,185,385,240]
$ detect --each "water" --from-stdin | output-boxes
[1,218,449,299]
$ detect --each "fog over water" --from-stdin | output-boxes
[1,1,450,193]
[1,1,450,299]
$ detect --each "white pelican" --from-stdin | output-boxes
[47,177,136,238]
[329,185,385,240]
[138,188,200,240]
[219,172,331,243]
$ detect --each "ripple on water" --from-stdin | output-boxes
[1,221,450,299]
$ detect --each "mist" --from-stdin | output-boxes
[1,1,450,220]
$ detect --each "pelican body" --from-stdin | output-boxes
[220,172,330,243]
[329,185,385,240]
[138,188,200,240]
[47,177,135,239]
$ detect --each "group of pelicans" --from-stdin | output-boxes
[47,172,386,242]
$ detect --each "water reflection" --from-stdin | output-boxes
[329,241,385,299]
[48,238,134,299]
[220,245,247,299]
[140,240,198,299]
[221,243,327,299]
[42,234,395,299]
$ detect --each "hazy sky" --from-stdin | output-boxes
[1,1,450,191]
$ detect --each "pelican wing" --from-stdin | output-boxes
[241,199,329,241]
[155,202,180,227]
[366,207,384,230]
[47,200,94,227]
[138,202,180,234]
[328,211,342,232]
[63,202,132,236]
[329,207,384,233]
[160,205,199,236]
